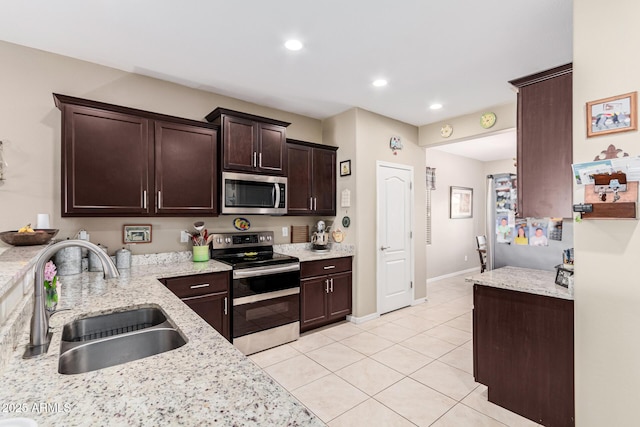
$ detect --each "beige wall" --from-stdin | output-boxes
[574,2,640,425]
[0,41,323,253]
[325,108,426,318]
[322,109,357,246]
[484,158,516,176]
[425,149,487,278]
[418,102,517,147]
[352,108,426,316]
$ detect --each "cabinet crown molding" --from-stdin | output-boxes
[509,63,573,89]
[52,93,218,129]
[205,107,291,127]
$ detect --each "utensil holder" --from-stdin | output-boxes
[192,245,209,262]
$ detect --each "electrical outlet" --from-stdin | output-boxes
[180,230,190,243]
[464,255,468,262]
[282,227,288,237]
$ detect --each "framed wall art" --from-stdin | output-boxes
[450,186,473,219]
[123,224,152,243]
[586,91,637,137]
[340,160,351,177]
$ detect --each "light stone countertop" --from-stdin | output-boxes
[0,250,324,426]
[0,244,47,300]
[465,266,574,301]
[274,243,355,262]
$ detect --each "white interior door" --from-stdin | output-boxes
[377,161,414,314]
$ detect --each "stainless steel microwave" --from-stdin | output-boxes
[221,172,287,215]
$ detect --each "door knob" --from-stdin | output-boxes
[380,246,390,251]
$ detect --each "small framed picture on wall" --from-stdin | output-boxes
[586,91,637,137]
[450,186,473,219]
[123,224,152,244]
[340,160,351,177]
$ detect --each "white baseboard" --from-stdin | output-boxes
[412,297,426,306]
[346,312,380,324]
[427,267,480,283]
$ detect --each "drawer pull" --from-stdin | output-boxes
[323,265,336,270]
[190,283,210,289]
[224,297,228,315]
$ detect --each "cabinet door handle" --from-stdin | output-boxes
[157,191,162,209]
[325,279,329,293]
[309,197,313,210]
[313,197,317,210]
[142,190,147,209]
[224,297,228,316]
[190,283,210,289]
[253,152,257,168]
[259,152,262,168]
[323,265,336,270]
[330,278,334,293]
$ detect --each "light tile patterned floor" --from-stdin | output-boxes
[249,274,542,426]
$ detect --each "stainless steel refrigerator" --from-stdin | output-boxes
[485,173,572,272]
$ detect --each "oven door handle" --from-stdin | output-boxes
[232,262,300,279]
[233,287,300,306]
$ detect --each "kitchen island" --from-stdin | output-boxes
[0,245,324,426]
[466,266,574,427]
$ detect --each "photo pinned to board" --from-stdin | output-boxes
[548,218,563,241]
[496,211,516,244]
[528,218,549,247]
[514,219,529,245]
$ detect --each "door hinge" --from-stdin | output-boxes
[410,281,413,289]
[410,231,413,238]
[410,182,413,190]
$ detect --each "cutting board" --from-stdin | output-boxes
[290,225,309,243]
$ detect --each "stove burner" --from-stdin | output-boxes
[209,231,299,269]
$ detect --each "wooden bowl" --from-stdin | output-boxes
[0,229,59,246]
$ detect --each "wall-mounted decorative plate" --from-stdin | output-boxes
[342,216,351,228]
[440,124,453,138]
[480,112,497,129]
[233,217,251,231]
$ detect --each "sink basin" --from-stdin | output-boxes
[58,304,187,375]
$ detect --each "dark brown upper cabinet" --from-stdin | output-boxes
[205,108,289,176]
[54,94,218,217]
[154,121,218,215]
[286,139,337,216]
[509,64,573,218]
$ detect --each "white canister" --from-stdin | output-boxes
[115,247,132,269]
[88,244,109,272]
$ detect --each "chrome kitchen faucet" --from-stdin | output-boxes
[23,240,120,358]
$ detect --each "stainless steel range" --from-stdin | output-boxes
[210,231,300,355]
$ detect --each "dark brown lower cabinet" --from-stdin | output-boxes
[473,284,574,427]
[300,257,352,332]
[161,272,230,341]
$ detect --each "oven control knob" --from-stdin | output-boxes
[216,237,222,244]
[266,235,272,241]
[225,237,231,244]
[259,236,265,241]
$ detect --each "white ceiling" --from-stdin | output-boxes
[0,1,572,127]
[428,129,517,162]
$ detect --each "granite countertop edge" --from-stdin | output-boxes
[465,266,574,301]
[0,255,323,426]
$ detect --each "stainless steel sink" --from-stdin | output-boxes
[58,304,187,375]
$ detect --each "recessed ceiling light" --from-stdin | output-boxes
[430,103,443,110]
[284,39,303,51]
[372,79,388,87]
